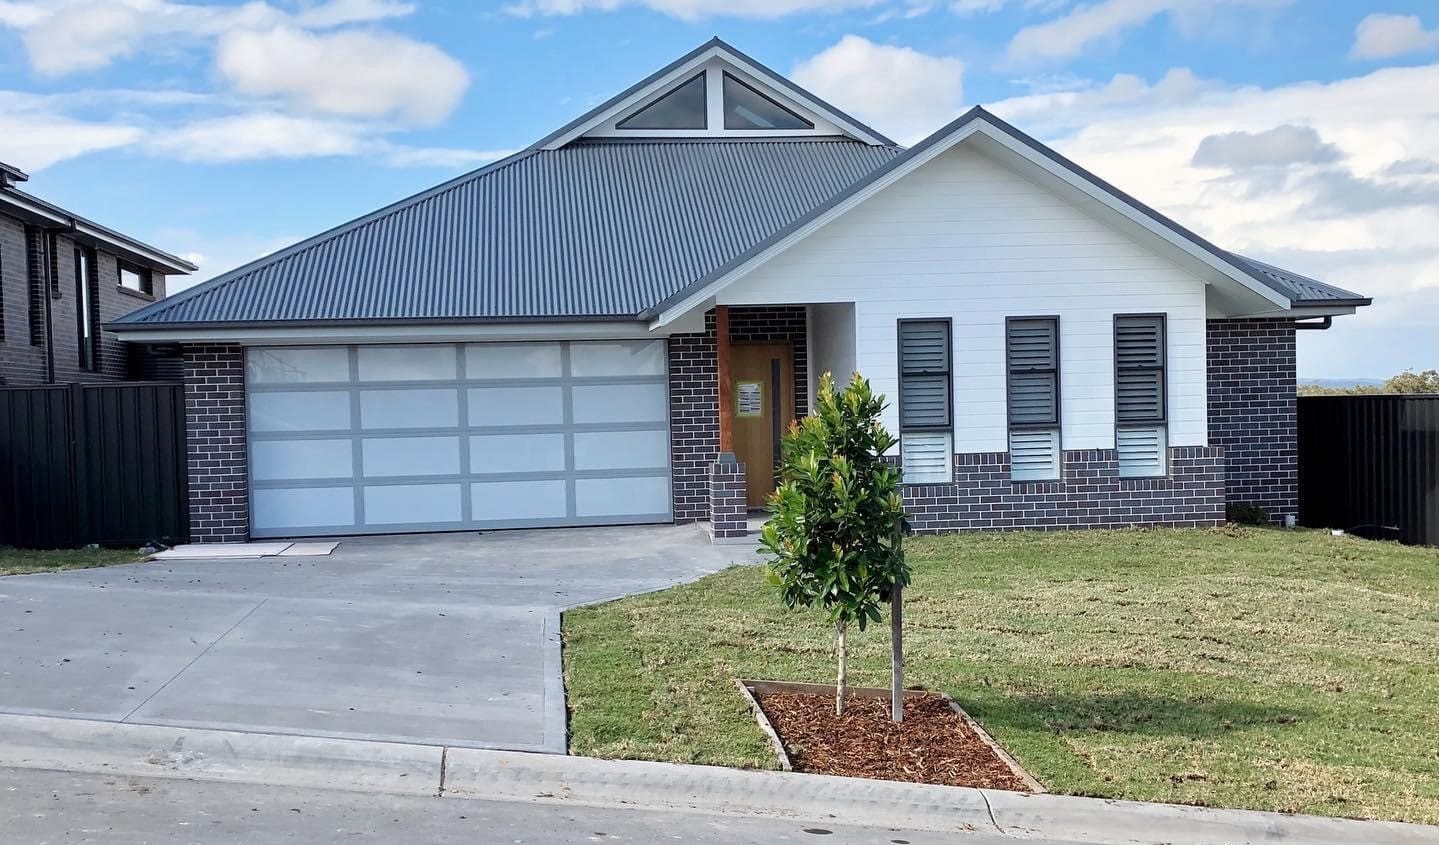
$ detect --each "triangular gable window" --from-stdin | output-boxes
[617,73,707,130]
[723,72,812,130]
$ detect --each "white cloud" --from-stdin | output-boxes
[0,0,416,76]
[1007,0,1289,63]
[792,35,964,145]
[147,112,371,162]
[984,61,1439,375]
[0,90,144,170]
[1350,13,1439,61]
[215,26,469,125]
[503,0,885,19]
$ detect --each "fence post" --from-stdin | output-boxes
[68,382,91,546]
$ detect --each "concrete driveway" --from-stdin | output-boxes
[0,525,751,753]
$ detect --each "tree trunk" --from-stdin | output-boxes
[835,621,848,716]
[891,583,904,723]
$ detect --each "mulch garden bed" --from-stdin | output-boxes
[754,691,1035,791]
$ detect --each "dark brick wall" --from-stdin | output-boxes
[1207,318,1297,522]
[184,343,249,543]
[0,211,167,385]
[709,459,748,538]
[903,447,1226,532]
[668,305,809,524]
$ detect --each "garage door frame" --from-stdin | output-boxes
[244,341,673,538]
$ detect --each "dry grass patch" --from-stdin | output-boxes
[0,547,141,576]
[563,528,1439,824]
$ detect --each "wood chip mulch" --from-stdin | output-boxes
[755,692,1033,791]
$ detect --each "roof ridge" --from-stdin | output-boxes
[115,148,541,326]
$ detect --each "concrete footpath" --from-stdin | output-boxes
[1,713,1435,845]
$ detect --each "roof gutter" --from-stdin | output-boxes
[1295,316,1333,331]
[0,188,197,275]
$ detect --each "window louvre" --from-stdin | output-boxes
[898,320,952,484]
[1114,314,1167,477]
[1006,317,1061,480]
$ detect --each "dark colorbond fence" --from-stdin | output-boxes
[1298,395,1439,546]
[0,382,189,549]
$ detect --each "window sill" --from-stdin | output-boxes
[116,286,155,302]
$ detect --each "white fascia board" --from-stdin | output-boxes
[543,48,718,150]
[1224,304,1358,320]
[649,121,989,329]
[973,127,1291,310]
[110,321,667,346]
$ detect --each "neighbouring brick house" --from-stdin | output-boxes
[0,161,195,386]
[107,39,1369,544]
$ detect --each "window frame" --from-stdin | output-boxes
[74,246,98,371]
[1113,313,1169,478]
[1005,315,1062,482]
[615,72,708,131]
[118,260,154,297]
[1112,312,1168,426]
[896,317,954,434]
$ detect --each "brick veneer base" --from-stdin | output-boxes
[1207,319,1297,523]
[904,447,1226,533]
[709,459,748,538]
[184,344,249,543]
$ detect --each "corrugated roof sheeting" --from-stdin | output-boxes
[1227,253,1369,304]
[124,140,904,325]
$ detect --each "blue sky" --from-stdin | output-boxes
[3,0,1438,378]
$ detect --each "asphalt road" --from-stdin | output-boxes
[0,766,1082,845]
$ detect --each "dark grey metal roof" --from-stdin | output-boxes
[1225,253,1371,306]
[113,139,904,327]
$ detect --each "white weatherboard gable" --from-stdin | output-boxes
[719,143,1210,454]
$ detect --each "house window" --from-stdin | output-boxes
[722,72,812,130]
[1006,317,1061,481]
[897,319,952,484]
[616,73,707,130]
[119,262,153,295]
[75,247,97,370]
[1115,314,1168,477]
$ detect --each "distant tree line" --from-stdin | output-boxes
[1299,369,1439,396]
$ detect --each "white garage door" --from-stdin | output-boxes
[245,341,672,538]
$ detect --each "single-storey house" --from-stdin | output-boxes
[108,39,1370,543]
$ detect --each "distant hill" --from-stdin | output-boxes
[1300,378,1385,388]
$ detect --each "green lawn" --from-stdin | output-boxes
[563,527,1439,825]
[0,547,142,576]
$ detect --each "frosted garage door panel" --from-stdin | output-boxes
[470,433,566,474]
[573,430,668,471]
[250,392,351,432]
[465,343,562,379]
[362,436,461,478]
[471,480,568,521]
[253,487,354,530]
[358,345,456,382]
[360,389,459,429]
[248,347,351,385]
[252,439,353,481]
[570,340,665,377]
[468,387,565,427]
[571,384,667,424]
[575,476,670,517]
[364,484,462,525]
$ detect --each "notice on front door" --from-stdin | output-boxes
[737,380,763,417]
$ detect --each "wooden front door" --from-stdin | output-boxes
[730,343,795,508]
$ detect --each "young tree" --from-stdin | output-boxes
[760,372,910,717]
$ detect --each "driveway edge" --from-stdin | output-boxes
[1,713,1435,844]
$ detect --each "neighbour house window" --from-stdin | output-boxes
[1006,317,1061,481]
[722,73,812,130]
[75,247,97,370]
[1114,314,1168,478]
[897,319,953,484]
[617,73,707,130]
[119,262,153,296]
